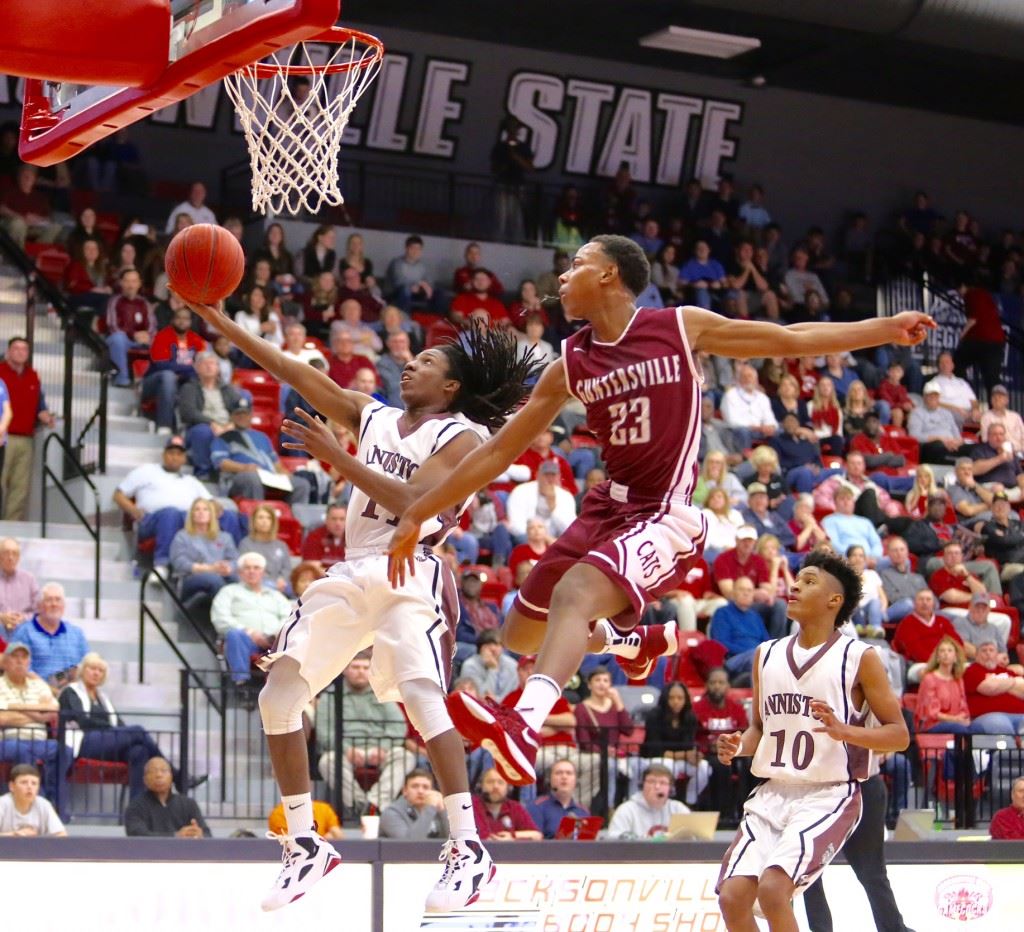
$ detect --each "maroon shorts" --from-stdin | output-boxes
[514,482,707,629]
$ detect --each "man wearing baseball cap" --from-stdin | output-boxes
[113,435,240,569]
[505,457,577,540]
[980,384,1024,455]
[908,381,970,465]
[211,397,311,504]
[0,641,66,811]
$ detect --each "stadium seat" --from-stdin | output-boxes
[68,758,130,819]
[233,371,280,407]
[425,321,458,348]
[236,499,294,521]
[278,515,304,555]
[249,410,282,443]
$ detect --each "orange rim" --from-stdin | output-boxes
[242,26,383,77]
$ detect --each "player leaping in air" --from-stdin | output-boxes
[387,234,932,790]
[716,550,910,931]
[183,298,542,914]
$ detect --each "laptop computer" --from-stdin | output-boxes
[553,816,604,840]
[666,812,720,840]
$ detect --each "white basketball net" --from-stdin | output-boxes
[223,32,383,216]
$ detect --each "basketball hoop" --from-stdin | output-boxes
[223,26,383,216]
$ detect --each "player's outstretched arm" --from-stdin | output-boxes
[387,358,571,585]
[718,647,764,764]
[282,407,481,518]
[811,650,910,752]
[684,306,935,360]
[184,300,369,433]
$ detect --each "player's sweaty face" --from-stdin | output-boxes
[400,349,453,405]
[558,243,604,317]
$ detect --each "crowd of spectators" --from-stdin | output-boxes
[6,139,1024,837]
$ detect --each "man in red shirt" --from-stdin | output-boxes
[928,541,1011,635]
[892,587,963,682]
[452,243,504,297]
[0,165,60,247]
[712,525,787,637]
[664,557,726,633]
[471,767,542,840]
[301,504,347,566]
[508,518,550,578]
[501,655,597,807]
[449,270,509,327]
[693,667,750,827]
[106,268,155,387]
[0,337,55,521]
[989,776,1024,840]
[143,304,206,434]
[848,410,909,472]
[954,286,1005,401]
[962,641,1024,734]
[513,429,577,495]
[327,330,376,391]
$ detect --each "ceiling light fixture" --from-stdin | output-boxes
[639,25,761,59]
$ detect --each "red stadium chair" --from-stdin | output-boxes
[233,370,281,406]
[68,758,130,818]
[236,499,294,522]
[425,321,458,349]
[278,515,304,555]
[249,410,282,444]
[33,245,71,284]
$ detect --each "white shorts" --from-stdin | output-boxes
[261,550,459,702]
[717,779,862,896]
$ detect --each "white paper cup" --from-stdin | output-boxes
[360,814,380,839]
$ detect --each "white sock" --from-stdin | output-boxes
[595,619,642,659]
[282,792,315,836]
[444,792,478,840]
[514,674,562,732]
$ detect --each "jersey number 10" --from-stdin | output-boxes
[768,729,815,771]
[608,396,651,446]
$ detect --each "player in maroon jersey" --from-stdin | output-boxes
[388,234,934,787]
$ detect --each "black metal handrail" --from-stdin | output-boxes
[138,569,222,714]
[40,431,100,618]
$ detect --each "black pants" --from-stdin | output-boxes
[918,440,971,466]
[802,775,912,932]
[953,339,1003,401]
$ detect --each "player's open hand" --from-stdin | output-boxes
[282,408,349,467]
[888,311,936,347]
[717,730,743,765]
[387,516,420,588]
[810,700,848,742]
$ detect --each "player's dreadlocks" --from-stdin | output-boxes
[439,326,546,433]
[801,550,863,629]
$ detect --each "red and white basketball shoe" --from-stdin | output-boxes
[446,692,539,786]
[614,623,679,680]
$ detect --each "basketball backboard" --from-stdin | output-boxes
[19,0,342,166]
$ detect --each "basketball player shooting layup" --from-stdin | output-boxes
[388,235,932,790]
[715,550,909,932]
[183,299,541,913]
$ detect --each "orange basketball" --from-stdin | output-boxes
[164,223,245,305]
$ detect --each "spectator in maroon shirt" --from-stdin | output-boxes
[0,165,60,248]
[0,337,55,522]
[990,777,1024,839]
[954,286,1005,401]
[877,361,914,421]
[891,588,963,683]
[300,504,346,566]
[106,269,155,387]
[513,429,578,495]
[327,330,376,391]
[336,266,384,322]
[453,243,504,298]
[962,641,1024,734]
[507,519,550,578]
[449,271,509,328]
[693,667,751,826]
[143,305,206,434]
[472,767,541,840]
[712,526,788,638]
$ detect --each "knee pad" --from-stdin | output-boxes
[258,659,312,736]
[398,678,453,743]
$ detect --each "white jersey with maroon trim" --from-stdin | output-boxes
[346,403,488,553]
[752,631,872,784]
